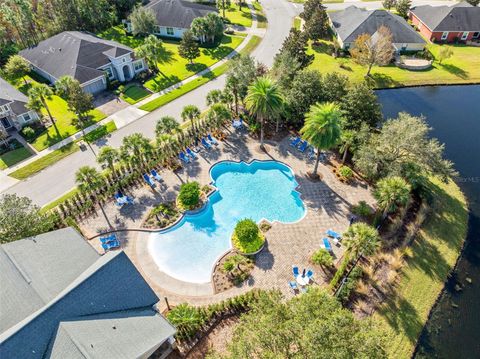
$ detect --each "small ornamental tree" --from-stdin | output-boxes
[396,0,412,19]
[232,218,265,253]
[311,248,333,273]
[178,30,200,64]
[166,303,206,340]
[437,47,453,64]
[178,181,201,209]
[4,55,30,86]
[128,6,156,36]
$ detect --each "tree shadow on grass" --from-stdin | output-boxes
[367,72,401,88]
[186,63,208,73]
[377,295,423,343]
[440,63,468,79]
[148,75,181,92]
[157,47,175,65]
[202,45,235,60]
[311,41,334,54]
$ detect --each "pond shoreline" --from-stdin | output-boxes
[373,80,480,90]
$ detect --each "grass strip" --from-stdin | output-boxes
[83,121,117,143]
[9,144,79,180]
[293,17,302,31]
[253,2,267,29]
[140,35,261,112]
[374,177,468,358]
[41,188,79,212]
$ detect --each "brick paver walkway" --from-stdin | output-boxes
[79,128,375,309]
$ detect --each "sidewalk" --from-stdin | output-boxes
[1,1,260,181]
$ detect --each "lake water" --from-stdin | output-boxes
[377,85,480,358]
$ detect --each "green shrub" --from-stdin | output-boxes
[337,266,363,304]
[351,200,372,217]
[311,248,333,267]
[178,181,201,209]
[329,252,350,290]
[21,126,35,140]
[232,218,265,254]
[338,165,354,180]
[166,303,206,340]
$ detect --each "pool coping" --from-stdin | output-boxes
[141,159,308,296]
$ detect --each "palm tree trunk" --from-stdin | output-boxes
[234,90,239,115]
[341,144,349,164]
[276,117,280,133]
[313,149,321,176]
[260,116,265,150]
[43,98,61,136]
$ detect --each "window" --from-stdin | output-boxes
[0,105,9,113]
[166,27,174,36]
[153,25,161,34]
[22,113,31,122]
[473,32,480,39]
[461,31,469,40]
[104,67,114,79]
[441,32,449,40]
[133,61,143,71]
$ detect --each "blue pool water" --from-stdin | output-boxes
[148,160,306,283]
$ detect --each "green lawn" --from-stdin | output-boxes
[99,27,244,92]
[83,121,117,143]
[374,178,468,358]
[224,5,252,28]
[9,143,80,180]
[120,84,151,104]
[308,41,480,88]
[14,75,107,151]
[0,146,32,169]
[139,35,261,112]
[253,1,267,29]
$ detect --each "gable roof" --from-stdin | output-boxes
[0,76,29,114]
[146,0,217,29]
[329,6,426,45]
[19,31,133,85]
[410,2,480,32]
[0,228,175,359]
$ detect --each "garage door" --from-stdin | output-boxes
[83,79,106,94]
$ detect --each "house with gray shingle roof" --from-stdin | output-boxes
[0,227,176,359]
[0,76,40,134]
[126,0,217,39]
[19,31,147,94]
[409,2,480,43]
[329,6,426,52]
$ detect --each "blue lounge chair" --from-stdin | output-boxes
[207,134,218,145]
[292,266,300,277]
[326,229,342,240]
[306,270,314,279]
[323,237,333,252]
[201,138,211,149]
[290,137,300,147]
[143,173,155,187]
[289,281,298,293]
[179,152,190,163]
[186,147,197,159]
[151,169,163,182]
[102,239,120,251]
[298,140,308,152]
[99,234,116,244]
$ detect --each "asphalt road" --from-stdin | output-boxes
[3,0,300,207]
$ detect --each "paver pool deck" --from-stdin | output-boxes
[79,127,375,309]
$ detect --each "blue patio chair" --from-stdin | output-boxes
[143,173,155,188]
[201,138,212,149]
[232,119,243,129]
[102,239,120,252]
[307,146,316,160]
[179,152,190,164]
[292,265,300,277]
[298,140,308,152]
[289,281,298,293]
[290,137,300,147]
[323,237,333,252]
[151,169,163,182]
[207,134,218,145]
[99,234,116,244]
[186,147,197,159]
[326,229,342,240]
[306,270,314,280]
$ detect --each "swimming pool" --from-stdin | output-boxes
[148,160,306,283]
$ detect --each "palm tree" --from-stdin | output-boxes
[155,116,180,137]
[343,223,380,259]
[374,176,411,220]
[27,83,59,135]
[225,74,240,115]
[121,133,153,169]
[300,102,342,178]
[205,103,230,129]
[55,75,76,100]
[206,89,223,106]
[75,166,111,227]
[245,76,284,150]
[97,146,120,176]
[181,105,201,137]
